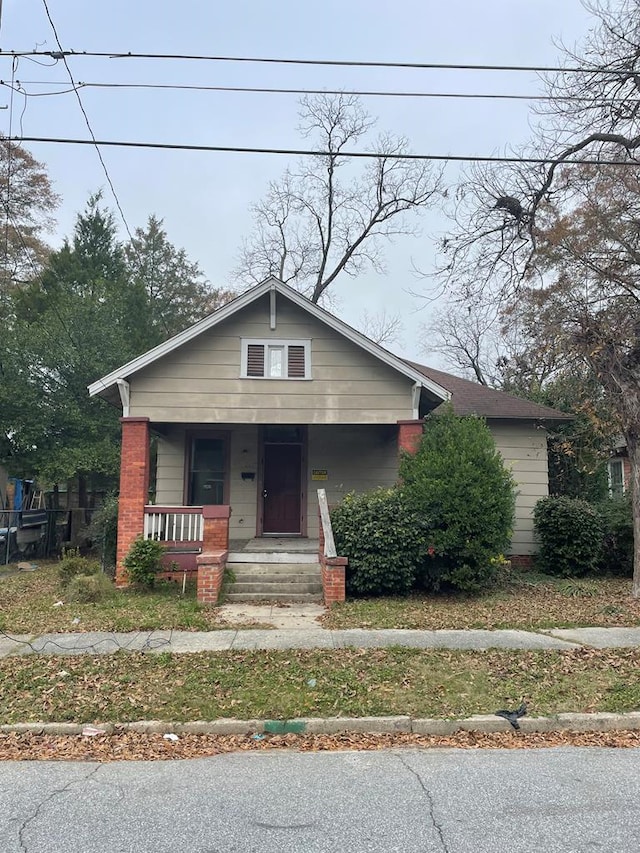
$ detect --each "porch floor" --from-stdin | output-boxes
[229,538,319,553]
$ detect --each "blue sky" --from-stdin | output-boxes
[1,0,595,362]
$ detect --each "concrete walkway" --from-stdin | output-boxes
[3,608,640,656]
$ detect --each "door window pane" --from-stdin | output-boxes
[263,426,303,443]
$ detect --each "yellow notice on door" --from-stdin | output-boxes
[311,469,328,480]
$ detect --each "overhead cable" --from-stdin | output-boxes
[40,0,137,244]
[10,134,640,165]
[0,49,634,75]
[4,78,639,104]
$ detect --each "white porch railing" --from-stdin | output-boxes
[316,489,336,558]
[143,506,204,543]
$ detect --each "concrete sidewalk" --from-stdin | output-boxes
[3,624,640,656]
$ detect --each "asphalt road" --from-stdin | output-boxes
[2,747,640,852]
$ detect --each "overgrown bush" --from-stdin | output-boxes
[598,497,633,576]
[534,495,603,577]
[84,494,118,571]
[122,536,165,587]
[331,488,429,596]
[400,408,515,593]
[58,549,102,589]
[66,572,114,604]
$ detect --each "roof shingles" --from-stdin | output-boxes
[406,362,570,421]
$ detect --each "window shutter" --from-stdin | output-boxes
[246,344,265,377]
[287,345,306,378]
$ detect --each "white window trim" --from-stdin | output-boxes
[241,338,312,380]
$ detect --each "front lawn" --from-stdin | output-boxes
[0,563,241,633]
[321,574,640,631]
[1,646,640,724]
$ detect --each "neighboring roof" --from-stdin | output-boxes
[406,361,571,422]
[88,277,451,403]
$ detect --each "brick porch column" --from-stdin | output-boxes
[116,417,150,586]
[202,505,231,551]
[321,556,347,605]
[196,550,228,606]
[397,420,424,455]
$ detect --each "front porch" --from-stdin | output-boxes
[116,417,422,603]
[142,503,328,603]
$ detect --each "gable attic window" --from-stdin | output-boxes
[241,339,311,379]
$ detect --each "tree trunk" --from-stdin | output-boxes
[626,434,640,598]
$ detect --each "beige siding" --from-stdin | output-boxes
[227,425,259,539]
[489,421,549,555]
[306,425,399,537]
[129,294,415,424]
[155,425,260,539]
[154,424,398,540]
[154,427,186,505]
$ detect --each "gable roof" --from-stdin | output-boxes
[407,361,570,422]
[88,277,451,402]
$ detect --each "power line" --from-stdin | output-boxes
[1,80,77,96]
[3,56,16,284]
[9,134,640,166]
[0,49,634,75]
[40,0,136,245]
[5,79,639,104]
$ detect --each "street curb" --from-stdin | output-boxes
[3,712,640,737]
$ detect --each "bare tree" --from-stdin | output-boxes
[358,308,405,346]
[420,299,504,386]
[421,292,567,390]
[235,94,443,304]
[437,0,640,594]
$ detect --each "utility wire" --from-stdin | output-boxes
[40,0,136,244]
[9,134,640,166]
[0,49,635,75]
[2,56,16,288]
[1,80,77,96]
[5,78,640,104]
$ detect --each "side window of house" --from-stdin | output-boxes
[607,458,625,498]
[188,437,225,505]
[242,340,310,379]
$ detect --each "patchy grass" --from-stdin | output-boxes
[1,647,640,724]
[322,574,640,631]
[0,563,251,633]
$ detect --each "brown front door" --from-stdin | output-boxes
[262,443,302,534]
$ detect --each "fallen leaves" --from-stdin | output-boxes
[322,576,640,631]
[2,729,640,763]
[1,647,640,724]
[0,564,239,633]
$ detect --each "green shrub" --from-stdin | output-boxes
[399,408,515,593]
[598,497,633,576]
[534,495,603,577]
[84,494,118,570]
[66,572,114,604]
[122,536,165,587]
[331,488,429,596]
[58,549,102,589]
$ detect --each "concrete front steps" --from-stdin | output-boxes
[225,551,323,602]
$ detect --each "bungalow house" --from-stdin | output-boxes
[88,276,567,602]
